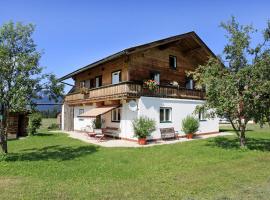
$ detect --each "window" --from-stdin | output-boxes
[95,76,102,87]
[112,70,121,84]
[186,79,194,90]
[169,55,177,69]
[90,78,95,88]
[79,109,84,115]
[160,107,172,123]
[150,72,160,84]
[79,81,85,88]
[199,109,206,121]
[111,108,121,122]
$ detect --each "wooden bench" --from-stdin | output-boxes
[160,128,176,140]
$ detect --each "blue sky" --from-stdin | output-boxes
[1,0,269,83]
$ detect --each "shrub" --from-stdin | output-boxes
[133,116,156,139]
[92,118,102,129]
[28,112,42,135]
[181,115,199,134]
[48,123,59,130]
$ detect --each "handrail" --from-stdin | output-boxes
[65,81,205,102]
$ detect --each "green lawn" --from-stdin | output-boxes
[0,124,270,200]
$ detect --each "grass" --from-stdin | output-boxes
[0,124,269,199]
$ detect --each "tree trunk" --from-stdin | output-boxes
[239,133,246,147]
[239,123,246,148]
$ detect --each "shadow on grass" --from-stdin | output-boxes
[207,137,270,152]
[5,145,99,162]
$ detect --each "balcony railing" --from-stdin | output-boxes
[65,81,205,103]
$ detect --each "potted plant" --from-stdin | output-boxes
[181,115,199,139]
[92,117,102,134]
[132,116,156,145]
[143,79,158,92]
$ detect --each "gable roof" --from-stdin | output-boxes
[58,31,216,81]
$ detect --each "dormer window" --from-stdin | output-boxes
[112,70,121,84]
[169,55,177,69]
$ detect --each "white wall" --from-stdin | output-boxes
[138,97,219,140]
[74,105,95,132]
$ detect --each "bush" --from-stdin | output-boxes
[48,123,59,130]
[133,116,156,139]
[92,118,102,129]
[181,115,199,134]
[28,112,42,135]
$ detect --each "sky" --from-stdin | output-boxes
[1,0,270,87]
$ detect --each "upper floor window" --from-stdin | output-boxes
[79,109,84,115]
[169,55,177,69]
[90,78,95,88]
[111,107,121,122]
[79,81,85,88]
[150,72,160,84]
[95,76,102,87]
[160,107,172,123]
[112,70,121,84]
[186,79,194,90]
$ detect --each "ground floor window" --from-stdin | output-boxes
[199,109,206,121]
[111,108,121,122]
[160,107,172,123]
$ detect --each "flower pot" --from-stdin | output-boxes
[138,138,147,145]
[94,129,102,134]
[186,133,193,139]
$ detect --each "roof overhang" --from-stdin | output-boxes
[78,105,119,118]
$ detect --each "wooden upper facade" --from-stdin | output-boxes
[60,32,214,105]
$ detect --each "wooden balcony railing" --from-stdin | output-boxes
[65,82,205,103]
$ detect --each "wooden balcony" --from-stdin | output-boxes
[65,82,205,105]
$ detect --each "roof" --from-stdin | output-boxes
[58,31,216,81]
[78,105,119,117]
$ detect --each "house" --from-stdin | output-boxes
[59,32,219,141]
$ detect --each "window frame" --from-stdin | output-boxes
[79,81,85,88]
[150,71,160,85]
[111,70,121,84]
[95,75,102,88]
[111,107,121,122]
[79,109,84,115]
[160,107,172,123]
[199,109,207,121]
[169,55,177,69]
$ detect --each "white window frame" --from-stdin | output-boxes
[112,70,121,84]
[160,107,172,123]
[199,109,207,121]
[111,108,121,122]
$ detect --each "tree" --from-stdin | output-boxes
[0,22,64,153]
[189,17,270,147]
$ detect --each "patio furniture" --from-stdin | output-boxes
[95,131,105,142]
[160,128,176,140]
[103,127,120,139]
